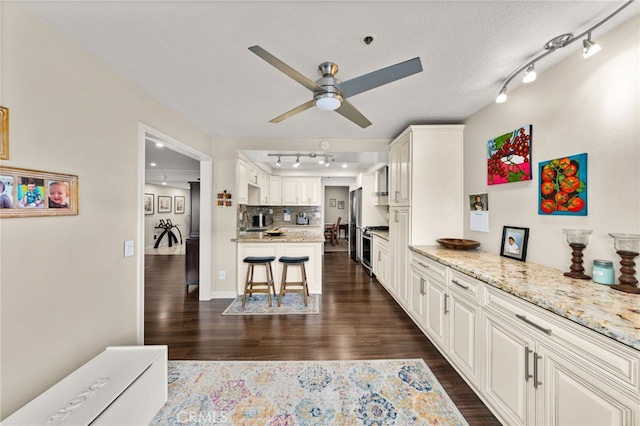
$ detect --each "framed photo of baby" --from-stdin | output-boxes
[500,226,529,261]
[0,166,78,218]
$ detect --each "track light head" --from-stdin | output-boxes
[276,156,281,166]
[293,156,300,167]
[523,64,537,83]
[496,87,507,104]
[583,33,601,58]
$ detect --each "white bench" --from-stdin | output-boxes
[2,345,167,426]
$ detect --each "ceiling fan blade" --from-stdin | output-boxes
[269,100,315,123]
[249,45,321,92]
[336,57,423,99]
[335,100,372,128]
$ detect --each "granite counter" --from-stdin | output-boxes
[410,245,640,351]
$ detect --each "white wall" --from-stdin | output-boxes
[144,184,191,249]
[463,17,639,276]
[0,4,212,418]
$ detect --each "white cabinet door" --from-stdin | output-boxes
[373,236,389,288]
[482,310,536,426]
[389,131,410,206]
[282,178,298,205]
[408,260,427,328]
[447,290,479,386]
[258,171,269,205]
[537,343,638,426]
[425,276,447,350]
[269,176,282,205]
[237,160,249,204]
[389,207,409,304]
[307,178,321,205]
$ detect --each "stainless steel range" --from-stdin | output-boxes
[361,226,389,276]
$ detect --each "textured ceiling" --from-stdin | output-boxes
[19,1,639,182]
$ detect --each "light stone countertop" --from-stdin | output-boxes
[237,228,325,243]
[410,245,640,351]
[372,231,389,241]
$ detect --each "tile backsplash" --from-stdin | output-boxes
[239,205,322,229]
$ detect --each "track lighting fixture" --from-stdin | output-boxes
[267,153,335,167]
[583,33,602,58]
[495,0,634,104]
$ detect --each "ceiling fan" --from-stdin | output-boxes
[248,45,423,128]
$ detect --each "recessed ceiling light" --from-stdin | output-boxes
[150,162,157,167]
[342,164,348,168]
[161,182,167,185]
[155,142,163,148]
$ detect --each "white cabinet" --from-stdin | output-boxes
[280,177,321,205]
[388,131,410,206]
[482,286,640,426]
[389,207,410,301]
[237,160,249,204]
[372,235,389,288]
[269,176,282,205]
[373,168,389,206]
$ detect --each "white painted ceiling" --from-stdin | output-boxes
[19,1,638,184]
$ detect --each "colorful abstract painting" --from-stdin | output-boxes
[487,125,532,185]
[538,153,588,216]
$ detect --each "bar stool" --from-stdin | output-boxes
[242,256,277,307]
[278,256,310,306]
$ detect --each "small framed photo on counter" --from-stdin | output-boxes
[500,226,529,261]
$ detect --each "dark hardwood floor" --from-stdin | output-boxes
[144,248,500,425]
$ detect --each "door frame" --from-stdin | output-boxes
[137,123,213,344]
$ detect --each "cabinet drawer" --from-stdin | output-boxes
[485,286,640,394]
[410,251,446,280]
[449,270,482,302]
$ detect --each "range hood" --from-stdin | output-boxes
[374,165,388,196]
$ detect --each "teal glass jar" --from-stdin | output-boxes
[592,260,614,285]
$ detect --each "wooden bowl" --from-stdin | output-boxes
[265,229,287,237]
[436,238,480,250]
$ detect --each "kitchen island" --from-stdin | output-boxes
[236,228,324,294]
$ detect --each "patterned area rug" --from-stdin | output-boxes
[151,359,468,425]
[221,294,320,315]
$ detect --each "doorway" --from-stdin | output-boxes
[137,123,213,344]
[323,185,350,254]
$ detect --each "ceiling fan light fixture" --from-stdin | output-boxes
[314,92,342,111]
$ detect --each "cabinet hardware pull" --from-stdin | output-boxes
[420,277,425,294]
[533,353,542,389]
[516,314,552,335]
[451,279,469,290]
[395,190,399,202]
[378,252,382,261]
[417,262,429,269]
[444,294,449,314]
[395,210,399,222]
[524,347,533,382]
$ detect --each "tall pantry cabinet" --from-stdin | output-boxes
[388,125,465,306]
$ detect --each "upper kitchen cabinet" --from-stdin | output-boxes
[282,177,321,206]
[269,176,282,205]
[389,131,410,206]
[389,125,465,245]
[237,159,250,204]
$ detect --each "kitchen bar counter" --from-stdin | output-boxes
[371,230,389,241]
[410,245,640,351]
[237,228,324,243]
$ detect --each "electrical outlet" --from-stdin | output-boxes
[219,270,226,280]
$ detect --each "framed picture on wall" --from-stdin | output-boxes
[158,195,172,213]
[0,106,9,160]
[329,198,336,207]
[0,166,78,218]
[337,200,345,209]
[144,193,154,215]
[174,196,185,214]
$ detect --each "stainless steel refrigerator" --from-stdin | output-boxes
[349,188,362,262]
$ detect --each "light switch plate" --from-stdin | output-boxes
[124,240,134,257]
